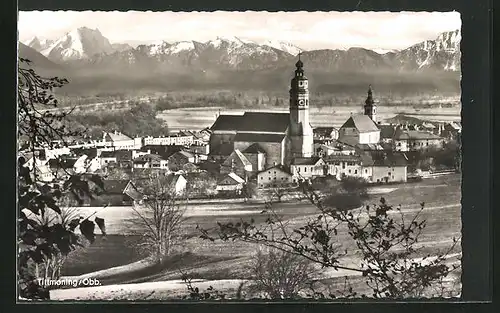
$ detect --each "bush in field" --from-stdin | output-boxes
[247,247,317,299]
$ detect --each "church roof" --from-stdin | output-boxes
[340,115,380,133]
[211,112,290,133]
[210,115,244,131]
[234,133,286,143]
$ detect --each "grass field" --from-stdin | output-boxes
[61,174,461,291]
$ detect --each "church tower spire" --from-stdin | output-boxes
[364,85,377,123]
[288,53,314,159]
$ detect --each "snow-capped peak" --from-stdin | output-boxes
[167,41,196,54]
[41,26,114,61]
[148,40,172,55]
[372,48,400,54]
[262,40,303,56]
[24,36,54,52]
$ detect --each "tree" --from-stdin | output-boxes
[247,247,317,299]
[18,58,105,299]
[198,179,460,299]
[131,174,187,262]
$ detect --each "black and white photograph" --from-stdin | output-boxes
[17,10,464,301]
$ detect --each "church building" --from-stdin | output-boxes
[209,56,314,168]
[337,85,381,146]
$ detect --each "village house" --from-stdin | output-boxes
[220,149,253,179]
[315,140,356,158]
[165,174,188,196]
[242,143,267,173]
[102,131,140,150]
[442,122,462,141]
[256,165,293,189]
[290,156,326,181]
[94,179,140,206]
[143,132,194,146]
[99,150,118,167]
[140,145,183,160]
[216,172,246,194]
[363,151,408,183]
[133,154,169,170]
[393,130,443,152]
[167,151,197,172]
[313,127,339,141]
[186,143,210,156]
[323,154,365,181]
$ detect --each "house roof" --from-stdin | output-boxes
[211,112,290,133]
[291,156,323,166]
[394,130,441,140]
[340,115,380,133]
[103,180,131,194]
[355,143,384,151]
[169,150,194,160]
[105,131,133,142]
[233,149,252,167]
[242,143,266,154]
[115,150,133,161]
[73,148,98,159]
[134,154,166,163]
[324,154,361,163]
[48,157,77,169]
[365,151,408,167]
[421,122,436,129]
[336,136,359,148]
[100,151,116,158]
[234,133,286,143]
[448,122,462,130]
[225,172,246,184]
[256,164,292,176]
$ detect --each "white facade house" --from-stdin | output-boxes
[290,157,326,181]
[257,165,293,189]
[143,133,194,146]
[216,172,246,192]
[323,155,365,181]
[102,131,138,150]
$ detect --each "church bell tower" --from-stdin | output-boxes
[289,54,314,159]
[364,85,377,123]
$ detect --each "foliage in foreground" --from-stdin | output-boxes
[18,58,105,299]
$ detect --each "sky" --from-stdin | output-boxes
[18,11,461,51]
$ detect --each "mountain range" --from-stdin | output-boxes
[19,27,461,94]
